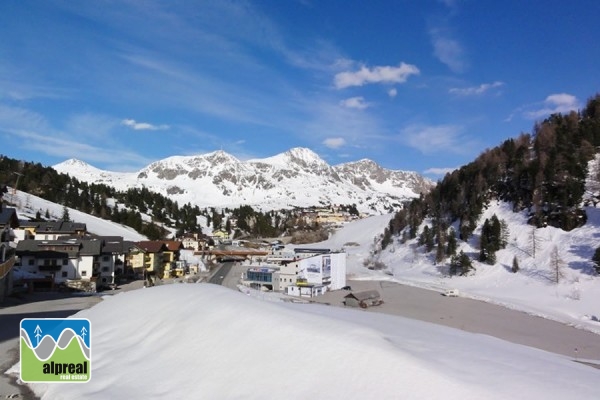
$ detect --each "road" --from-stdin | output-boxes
[208,261,250,290]
[310,279,600,363]
[208,263,600,362]
[208,262,234,285]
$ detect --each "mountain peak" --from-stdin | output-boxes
[54,158,97,172]
[53,147,431,213]
[283,147,328,167]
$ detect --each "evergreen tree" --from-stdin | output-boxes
[61,205,71,222]
[446,228,457,256]
[435,240,445,264]
[511,256,520,273]
[592,247,600,274]
[458,251,473,276]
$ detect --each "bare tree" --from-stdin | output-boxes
[530,227,542,258]
[550,246,565,284]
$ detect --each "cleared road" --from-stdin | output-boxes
[310,279,600,362]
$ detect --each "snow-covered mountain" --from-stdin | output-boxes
[53,148,434,213]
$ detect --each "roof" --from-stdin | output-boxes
[0,207,19,228]
[162,240,184,251]
[100,236,126,253]
[135,241,168,253]
[294,248,331,254]
[344,290,381,301]
[34,221,87,233]
[16,238,83,258]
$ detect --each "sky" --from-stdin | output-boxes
[1,1,600,178]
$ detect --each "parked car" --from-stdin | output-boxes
[444,289,459,297]
[341,285,352,291]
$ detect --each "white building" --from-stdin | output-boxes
[285,252,346,297]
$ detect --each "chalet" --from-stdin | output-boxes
[181,234,200,251]
[211,229,230,242]
[0,206,18,301]
[160,240,184,278]
[0,207,19,242]
[14,219,36,242]
[128,241,168,285]
[98,236,128,287]
[14,235,130,290]
[16,237,98,285]
[13,221,87,242]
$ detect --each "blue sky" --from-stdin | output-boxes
[1,1,599,178]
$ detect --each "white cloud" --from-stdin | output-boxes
[524,93,580,119]
[122,118,169,131]
[424,166,457,176]
[449,81,504,96]
[10,130,152,168]
[388,88,398,98]
[340,96,369,110]
[401,124,471,155]
[323,137,347,149]
[334,63,420,89]
[429,26,467,73]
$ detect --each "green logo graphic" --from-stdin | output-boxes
[20,318,91,383]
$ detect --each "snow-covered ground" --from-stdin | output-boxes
[5,190,600,398]
[9,284,599,400]
[305,201,600,334]
[8,189,147,241]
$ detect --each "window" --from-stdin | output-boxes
[28,259,34,266]
[103,256,110,262]
[62,271,68,278]
[62,259,68,266]
[102,267,109,272]
[82,271,87,276]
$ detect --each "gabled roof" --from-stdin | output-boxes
[161,240,184,251]
[18,219,38,228]
[344,290,381,301]
[100,236,126,254]
[79,239,103,256]
[34,221,87,233]
[135,241,168,253]
[16,238,83,258]
[0,207,19,228]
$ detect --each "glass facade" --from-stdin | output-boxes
[246,270,273,283]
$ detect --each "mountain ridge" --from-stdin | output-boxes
[53,147,434,213]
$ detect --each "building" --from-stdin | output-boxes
[243,266,280,292]
[16,238,96,287]
[0,206,18,301]
[30,221,87,241]
[160,240,184,279]
[128,241,168,285]
[287,252,346,293]
[98,236,128,287]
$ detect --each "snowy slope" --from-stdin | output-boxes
[13,284,600,400]
[304,202,600,334]
[9,189,146,241]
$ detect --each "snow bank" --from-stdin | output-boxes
[19,284,600,399]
